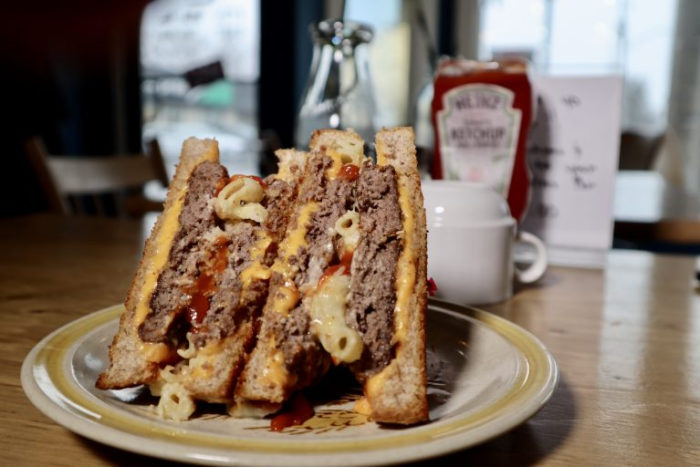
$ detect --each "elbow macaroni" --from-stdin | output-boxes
[215,177,268,223]
[334,211,360,252]
[326,139,366,177]
[176,332,197,359]
[310,272,363,363]
[157,382,196,421]
[331,138,365,166]
[150,364,196,421]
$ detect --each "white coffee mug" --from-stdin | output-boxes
[422,181,547,305]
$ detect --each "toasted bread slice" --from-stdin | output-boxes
[361,127,428,424]
[97,138,219,389]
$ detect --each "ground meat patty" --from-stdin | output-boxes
[270,300,330,385]
[347,163,402,378]
[262,154,354,382]
[139,161,228,343]
[263,178,296,243]
[191,222,270,347]
[289,155,355,288]
[300,176,354,287]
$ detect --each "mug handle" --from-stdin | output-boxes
[514,231,548,284]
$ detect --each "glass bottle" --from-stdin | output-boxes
[294,19,376,148]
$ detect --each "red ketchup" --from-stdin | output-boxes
[186,239,230,328]
[187,274,214,325]
[427,277,438,297]
[318,252,353,288]
[337,163,359,181]
[431,59,533,222]
[270,392,315,431]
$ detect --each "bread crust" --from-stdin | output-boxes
[365,127,428,424]
[96,138,219,389]
[274,149,307,183]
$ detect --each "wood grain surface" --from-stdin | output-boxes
[1,214,699,466]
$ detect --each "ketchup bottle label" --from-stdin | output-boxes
[436,83,522,196]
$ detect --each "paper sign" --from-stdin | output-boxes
[520,76,623,267]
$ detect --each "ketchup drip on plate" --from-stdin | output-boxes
[270,392,314,432]
[186,239,230,328]
[427,277,438,297]
[337,163,359,181]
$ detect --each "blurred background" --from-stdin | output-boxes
[2,0,698,253]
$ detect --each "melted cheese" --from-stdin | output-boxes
[241,262,271,287]
[326,149,346,179]
[268,280,299,316]
[261,349,288,387]
[133,147,218,362]
[376,143,416,345]
[133,190,187,364]
[240,231,273,288]
[280,202,319,260]
[248,200,316,321]
[134,191,186,327]
[138,342,175,362]
[393,184,416,343]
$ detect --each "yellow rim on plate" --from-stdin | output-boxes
[22,300,558,462]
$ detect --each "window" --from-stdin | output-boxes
[344,0,410,128]
[140,0,261,177]
[480,0,677,134]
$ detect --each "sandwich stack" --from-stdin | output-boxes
[97,127,428,425]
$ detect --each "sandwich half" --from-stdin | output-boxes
[235,127,428,424]
[97,138,221,390]
[97,138,305,419]
[349,127,428,424]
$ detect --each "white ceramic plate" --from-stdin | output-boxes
[21,300,558,466]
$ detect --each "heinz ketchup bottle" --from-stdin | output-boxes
[431,59,533,222]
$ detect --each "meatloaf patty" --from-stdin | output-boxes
[347,162,402,379]
[139,161,228,343]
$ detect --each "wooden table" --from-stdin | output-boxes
[614,170,700,245]
[2,214,699,465]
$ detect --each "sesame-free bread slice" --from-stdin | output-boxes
[364,127,428,424]
[96,138,219,389]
